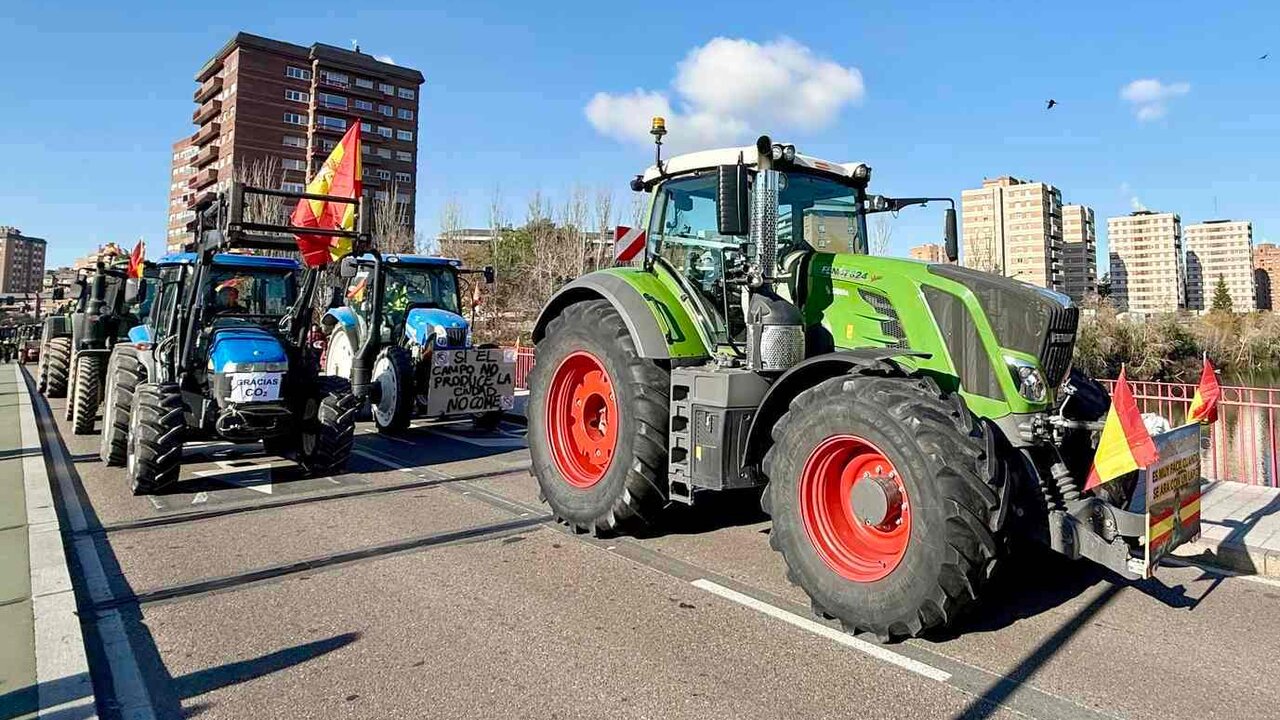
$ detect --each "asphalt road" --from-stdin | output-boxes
[25,369,1280,720]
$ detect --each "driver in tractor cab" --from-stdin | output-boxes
[217,286,245,314]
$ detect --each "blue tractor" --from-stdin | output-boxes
[319,253,514,432]
[111,182,361,494]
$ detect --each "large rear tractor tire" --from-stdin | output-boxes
[71,354,104,435]
[528,300,670,536]
[763,371,1003,640]
[127,383,186,495]
[43,338,71,398]
[100,347,145,465]
[371,346,414,433]
[296,376,357,475]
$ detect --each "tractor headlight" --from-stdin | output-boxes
[433,324,448,347]
[222,361,288,373]
[1005,357,1047,403]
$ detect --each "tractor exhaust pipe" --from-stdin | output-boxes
[744,136,804,373]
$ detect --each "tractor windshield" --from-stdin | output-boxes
[206,267,297,319]
[346,264,461,330]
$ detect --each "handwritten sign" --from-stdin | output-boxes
[229,372,282,403]
[1129,422,1202,577]
[425,348,516,417]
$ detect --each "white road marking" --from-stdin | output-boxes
[190,459,296,495]
[690,579,952,683]
[191,491,209,505]
[1164,555,1280,588]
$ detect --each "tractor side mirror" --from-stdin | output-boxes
[338,255,359,279]
[717,164,749,237]
[482,266,496,285]
[124,278,147,305]
[944,208,959,263]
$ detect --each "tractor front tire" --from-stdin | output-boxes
[127,383,185,495]
[71,354,104,435]
[43,338,71,398]
[100,347,144,465]
[371,346,414,433]
[528,300,669,536]
[297,376,357,475]
[763,371,1003,640]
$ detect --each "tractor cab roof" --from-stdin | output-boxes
[359,253,462,269]
[157,252,301,270]
[641,144,870,187]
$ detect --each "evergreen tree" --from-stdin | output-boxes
[1210,274,1233,313]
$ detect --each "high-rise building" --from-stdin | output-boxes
[167,137,198,249]
[1060,204,1097,302]
[960,176,1063,290]
[1253,243,1280,310]
[908,243,947,263]
[1107,211,1184,314]
[0,227,48,294]
[1184,220,1254,313]
[171,32,424,250]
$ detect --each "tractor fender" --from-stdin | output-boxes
[321,306,359,332]
[533,272,708,361]
[741,348,931,471]
[128,325,152,344]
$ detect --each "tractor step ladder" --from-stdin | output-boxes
[667,378,695,505]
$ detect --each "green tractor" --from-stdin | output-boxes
[529,126,1170,640]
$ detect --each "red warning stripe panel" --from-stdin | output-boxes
[614,225,646,263]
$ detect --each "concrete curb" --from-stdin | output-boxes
[15,364,96,718]
[1170,479,1280,578]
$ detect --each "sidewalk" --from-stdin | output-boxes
[0,364,94,719]
[1174,480,1280,577]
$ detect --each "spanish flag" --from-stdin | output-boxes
[1084,368,1159,491]
[291,123,361,267]
[127,240,145,279]
[1187,355,1221,424]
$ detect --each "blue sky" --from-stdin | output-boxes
[2,0,1277,270]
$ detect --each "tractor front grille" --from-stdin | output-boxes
[1039,306,1079,386]
[444,327,468,347]
[858,289,908,348]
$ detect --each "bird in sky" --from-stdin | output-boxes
[1261,53,1269,60]
[1046,99,1058,110]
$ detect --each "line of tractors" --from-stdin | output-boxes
[28,127,1197,640]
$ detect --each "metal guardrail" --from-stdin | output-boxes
[509,344,1277,487]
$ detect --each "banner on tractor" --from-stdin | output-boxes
[1127,422,1202,577]
[425,347,517,417]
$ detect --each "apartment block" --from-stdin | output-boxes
[167,137,198,249]
[1253,243,1280,310]
[961,176,1063,290]
[0,227,48,294]
[1184,220,1254,313]
[908,243,947,263]
[172,32,424,250]
[1060,204,1097,302]
[1107,211,1184,314]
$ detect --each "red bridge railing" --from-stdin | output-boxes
[509,346,1276,486]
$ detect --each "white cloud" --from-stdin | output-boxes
[585,37,864,150]
[375,54,396,65]
[1120,78,1190,122]
[1120,181,1147,211]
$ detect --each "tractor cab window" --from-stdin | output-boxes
[347,264,461,330]
[777,172,867,255]
[206,267,296,320]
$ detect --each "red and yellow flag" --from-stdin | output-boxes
[1187,355,1221,424]
[291,123,361,267]
[127,240,145,279]
[1084,368,1159,491]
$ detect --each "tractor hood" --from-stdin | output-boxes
[403,307,469,349]
[208,326,288,373]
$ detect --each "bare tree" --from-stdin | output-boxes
[559,184,590,277]
[591,187,614,272]
[371,181,416,252]
[234,156,285,226]
[871,215,893,256]
[438,194,464,251]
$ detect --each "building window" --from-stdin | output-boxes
[361,144,371,155]
[281,181,306,193]
[396,150,412,162]
[360,121,374,133]
[354,99,374,111]
[377,126,393,139]
[319,139,337,152]
[318,92,347,109]
[395,193,411,204]
[397,87,415,100]
[376,148,392,159]
[378,82,394,95]
[376,169,391,180]
[286,66,312,81]
[397,108,414,121]
[395,171,412,183]
[375,190,389,202]
[379,104,393,117]
[355,76,374,89]
[282,158,306,171]
[396,129,413,142]
[320,70,349,88]
[282,134,305,148]
[283,112,307,126]
[317,115,347,131]
[285,89,309,103]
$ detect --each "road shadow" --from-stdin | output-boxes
[1174,483,1280,604]
[640,488,770,539]
[357,420,528,469]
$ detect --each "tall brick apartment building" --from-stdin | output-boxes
[167,33,424,250]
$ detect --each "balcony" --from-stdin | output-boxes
[188,167,218,191]
[193,144,219,169]
[192,99,222,125]
[194,76,223,104]
[192,122,221,146]
[315,122,348,135]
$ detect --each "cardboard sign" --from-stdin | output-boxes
[1129,422,1202,577]
[229,372,282,403]
[425,348,516,417]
